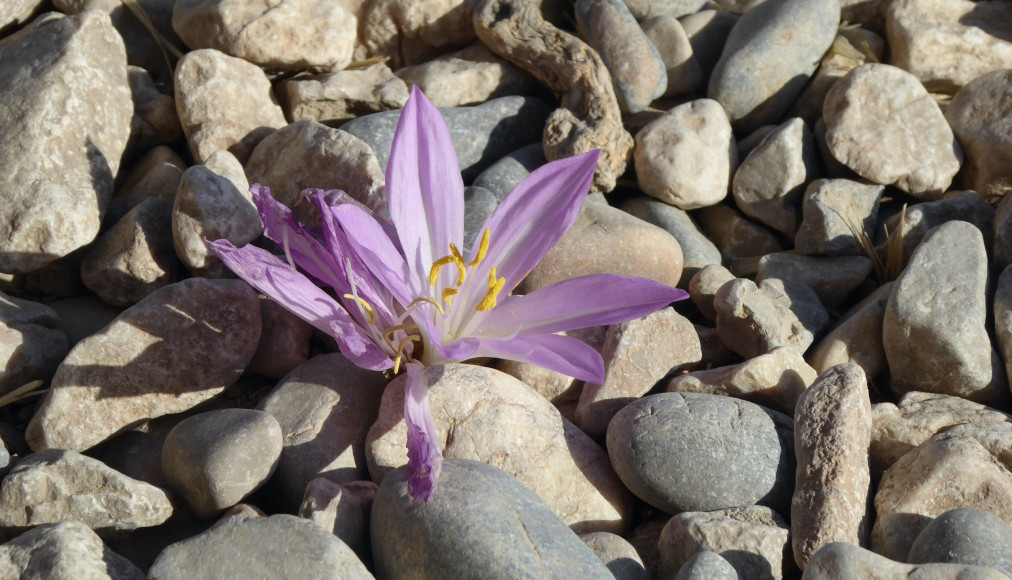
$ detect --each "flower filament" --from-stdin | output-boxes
[427,228,505,314]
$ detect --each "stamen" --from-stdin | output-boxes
[428,252,466,287]
[342,294,375,325]
[469,228,490,268]
[476,267,506,312]
[441,287,458,307]
[393,335,421,374]
[382,323,420,343]
[403,297,445,316]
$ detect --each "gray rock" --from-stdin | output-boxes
[732,117,821,236]
[909,508,1012,577]
[580,531,649,580]
[575,0,667,113]
[0,10,133,274]
[875,191,994,270]
[162,408,282,518]
[278,62,409,126]
[0,521,144,580]
[471,143,546,202]
[104,145,186,228]
[756,253,871,308]
[128,65,183,151]
[641,14,703,97]
[714,278,814,359]
[946,69,1012,204]
[760,278,830,341]
[0,291,68,395]
[149,513,372,579]
[804,541,1009,580]
[0,449,173,535]
[299,478,376,564]
[807,282,892,378]
[47,295,122,348]
[788,30,881,126]
[680,10,738,83]
[26,278,261,452]
[247,297,313,379]
[696,204,785,261]
[258,353,386,512]
[708,0,840,134]
[623,0,708,19]
[883,221,1007,406]
[675,551,741,579]
[621,196,722,287]
[795,179,883,257]
[997,266,1012,395]
[341,96,552,182]
[462,186,498,255]
[997,196,1012,272]
[371,459,612,579]
[607,393,794,514]
[688,264,736,322]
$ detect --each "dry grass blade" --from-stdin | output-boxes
[884,204,908,281]
[346,56,390,70]
[828,204,887,283]
[0,380,47,409]
[119,0,184,70]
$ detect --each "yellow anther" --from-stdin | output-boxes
[428,250,466,287]
[476,267,506,312]
[441,287,459,307]
[382,324,420,343]
[469,228,491,268]
[393,335,421,374]
[405,297,445,316]
[342,294,375,325]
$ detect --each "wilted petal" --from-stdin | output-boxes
[477,274,688,337]
[331,203,415,306]
[471,333,606,384]
[208,239,392,371]
[404,362,443,502]
[387,87,465,291]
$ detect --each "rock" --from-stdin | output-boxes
[696,204,785,261]
[795,179,883,257]
[521,200,683,293]
[395,42,538,108]
[0,0,44,33]
[875,192,994,270]
[575,0,666,113]
[756,253,871,309]
[0,291,68,395]
[495,325,606,408]
[461,185,498,254]
[341,96,552,182]
[997,199,1012,272]
[258,353,387,511]
[148,514,372,579]
[372,459,612,579]
[171,0,356,72]
[791,363,872,570]
[807,282,892,378]
[641,15,703,96]
[688,264,736,322]
[667,347,818,414]
[760,278,830,341]
[822,63,962,198]
[299,478,375,564]
[997,266,1012,391]
[245,120,386,217]
[680,10,738,83]
[355,0,475,70]
[105,146,186,228]
[634,99,736,210]
[278,63,408,125]
[713,278,814,360]
[162,408,283,518]
[128,65,183,151]
[674,551,741,579]
[0,449,173,535]
[0,11,133,274]
[172,150,259,279]
[47,296,121,349]
[607,393,794,514]
[870,392,1012,473]
[623,0,708,19]
[580,531,649,580]
[621,197,722,287]
[471,143,546,203]
[939,422,1012,476]
[0,521,144,580]
[174,48,286,164]
[247,297,313,379]
[81,196,183,308]
[576,308,702,438]
[804,542,1009,580]
[886,0,1012,91]
[908,508,1012,577]
[788,30,882,125]
[658,506,791,580]
[367,364,631,533]
[733,117,821,235]
[707,0,840,134]
[946,69,1012,204]
[26,278,261,452]
[883,221,1007,406]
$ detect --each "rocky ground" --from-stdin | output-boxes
[0,0,1011,578]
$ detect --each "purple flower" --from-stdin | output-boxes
[208,87,688,502]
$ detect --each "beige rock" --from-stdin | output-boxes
[641,15,703,97]
[807,282,892,378]
[299,478,375,563]
[396,42,538,108]
[278,63,409,125]
[174,48,286,164]
[521,200,683,293]
[245,120,386,218]
[789,32,881,125]
[658,505,791,580]
[128,65,183,151]
[870,392,1011,473]
[0,0,44,32]
[496,326,606,406]
[365,364,632,534]
[805,541,1009,580]
[887,0,1012,90]
[171,0,356,72]
[576,308,701,438]
[172,150,259,278]
[355,0,475,69]
[791,363,872,570]
[794,179,883,257]
[0,520,144,580]
[871,434,1012,561]
[247,297,313,380]
[667,346,817,414]
[714,278,813,360]
[696,203,784,261]
[688,264,735,322]
[945,69,1012,204]
[0,292,69,396]
[823,63,962,199]
[634,99,735,210]
[579,532,647,580]
[876,192,994,271]
[756,253,871,309]
[942,422,1012,476]
[105,145,186,228]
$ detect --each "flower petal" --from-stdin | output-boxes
[330,202,415,307]
[471,333,605,384]
[403,362,443,502]
[477,274,688,337]
[387,87,465,293]
[208,239,392,371]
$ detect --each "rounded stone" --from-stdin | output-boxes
[606,392,794,514]
[621,196,722,288]
[908,508,1012,577]
[945,69,1012,203]
[674,551,740,579]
